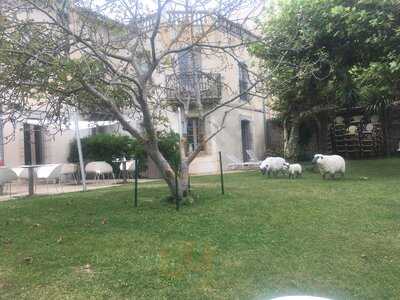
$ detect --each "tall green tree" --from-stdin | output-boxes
[252,0,400,159]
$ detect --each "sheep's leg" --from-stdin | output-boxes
[322,173,326,180]
[330,173,335,180]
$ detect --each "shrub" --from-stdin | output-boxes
[158,131,181,171]
[68,133,147,172]
[68,131,181,174]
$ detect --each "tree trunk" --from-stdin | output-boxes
[144,138,191,201]
[284,118,300,160]
[179,160,190,197]
[179,133,191,194]
[144,144,178,198]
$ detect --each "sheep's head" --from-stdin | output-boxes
[312,154,324,164]
[260,165,267,175]
[283,162,290,170]
[259,160,268,174]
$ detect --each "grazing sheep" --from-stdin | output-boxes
[312,154,345,179]
[259,157,287,177]
[284,163,302,179]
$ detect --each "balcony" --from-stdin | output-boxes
[165,72,222,107]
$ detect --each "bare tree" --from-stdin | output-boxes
[0,0,264,199]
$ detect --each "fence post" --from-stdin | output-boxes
[134,158,138,207]
[219,151,225,195]
[175,171,180,211]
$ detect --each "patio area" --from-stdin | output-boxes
[0,178,157,202]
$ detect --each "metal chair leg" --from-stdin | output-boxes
[72,173,78,185]
[112,173,116,185]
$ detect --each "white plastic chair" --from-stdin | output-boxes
[226,154,244,169]
[0,167,18,197]
[334,116,344,124]
[346,125,358,135]
[12,167,30,180]
[226,154,259,170]
[351,115,363,123]
[246,149,262,163]
[36,164,63,193]
[85,161,116,184]
[119,160,136,179]
[60,163,78,184]
[365,123,374,132]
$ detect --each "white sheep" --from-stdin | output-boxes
[259,157,287,177]
[284,163,302,179]
[312,154,345,179]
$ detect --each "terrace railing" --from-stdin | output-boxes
[131,11,257,40]
[165,72,222,107]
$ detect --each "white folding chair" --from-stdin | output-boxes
[36,164,63,194]
[60,163,78,185]
[246,149,262,163]
[0,167,18,198]
[226,153,260,170]
[226,154,245,169]
[85,161,116,184]
[12,167,30,180]
[119,160,136,179]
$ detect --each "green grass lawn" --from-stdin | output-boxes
[1,159,400,299]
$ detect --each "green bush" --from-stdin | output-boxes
[158,131,181,171]
[68,131,181,174]
[68,133,147,172]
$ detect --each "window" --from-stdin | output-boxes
[238,62,249,101]
[177,48,201,74]
[177,49,201,95]
[23,123,44,165]
[186,118,204,153]
[241,120,253,162]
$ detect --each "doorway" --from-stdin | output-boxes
[241,119,253,162]
[23,123,44,165]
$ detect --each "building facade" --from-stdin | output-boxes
[1,5,268,175]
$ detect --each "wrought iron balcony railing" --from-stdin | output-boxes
[132,11,258,41]
[165,72,222,106]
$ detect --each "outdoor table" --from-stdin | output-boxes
[20,165,40,196]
